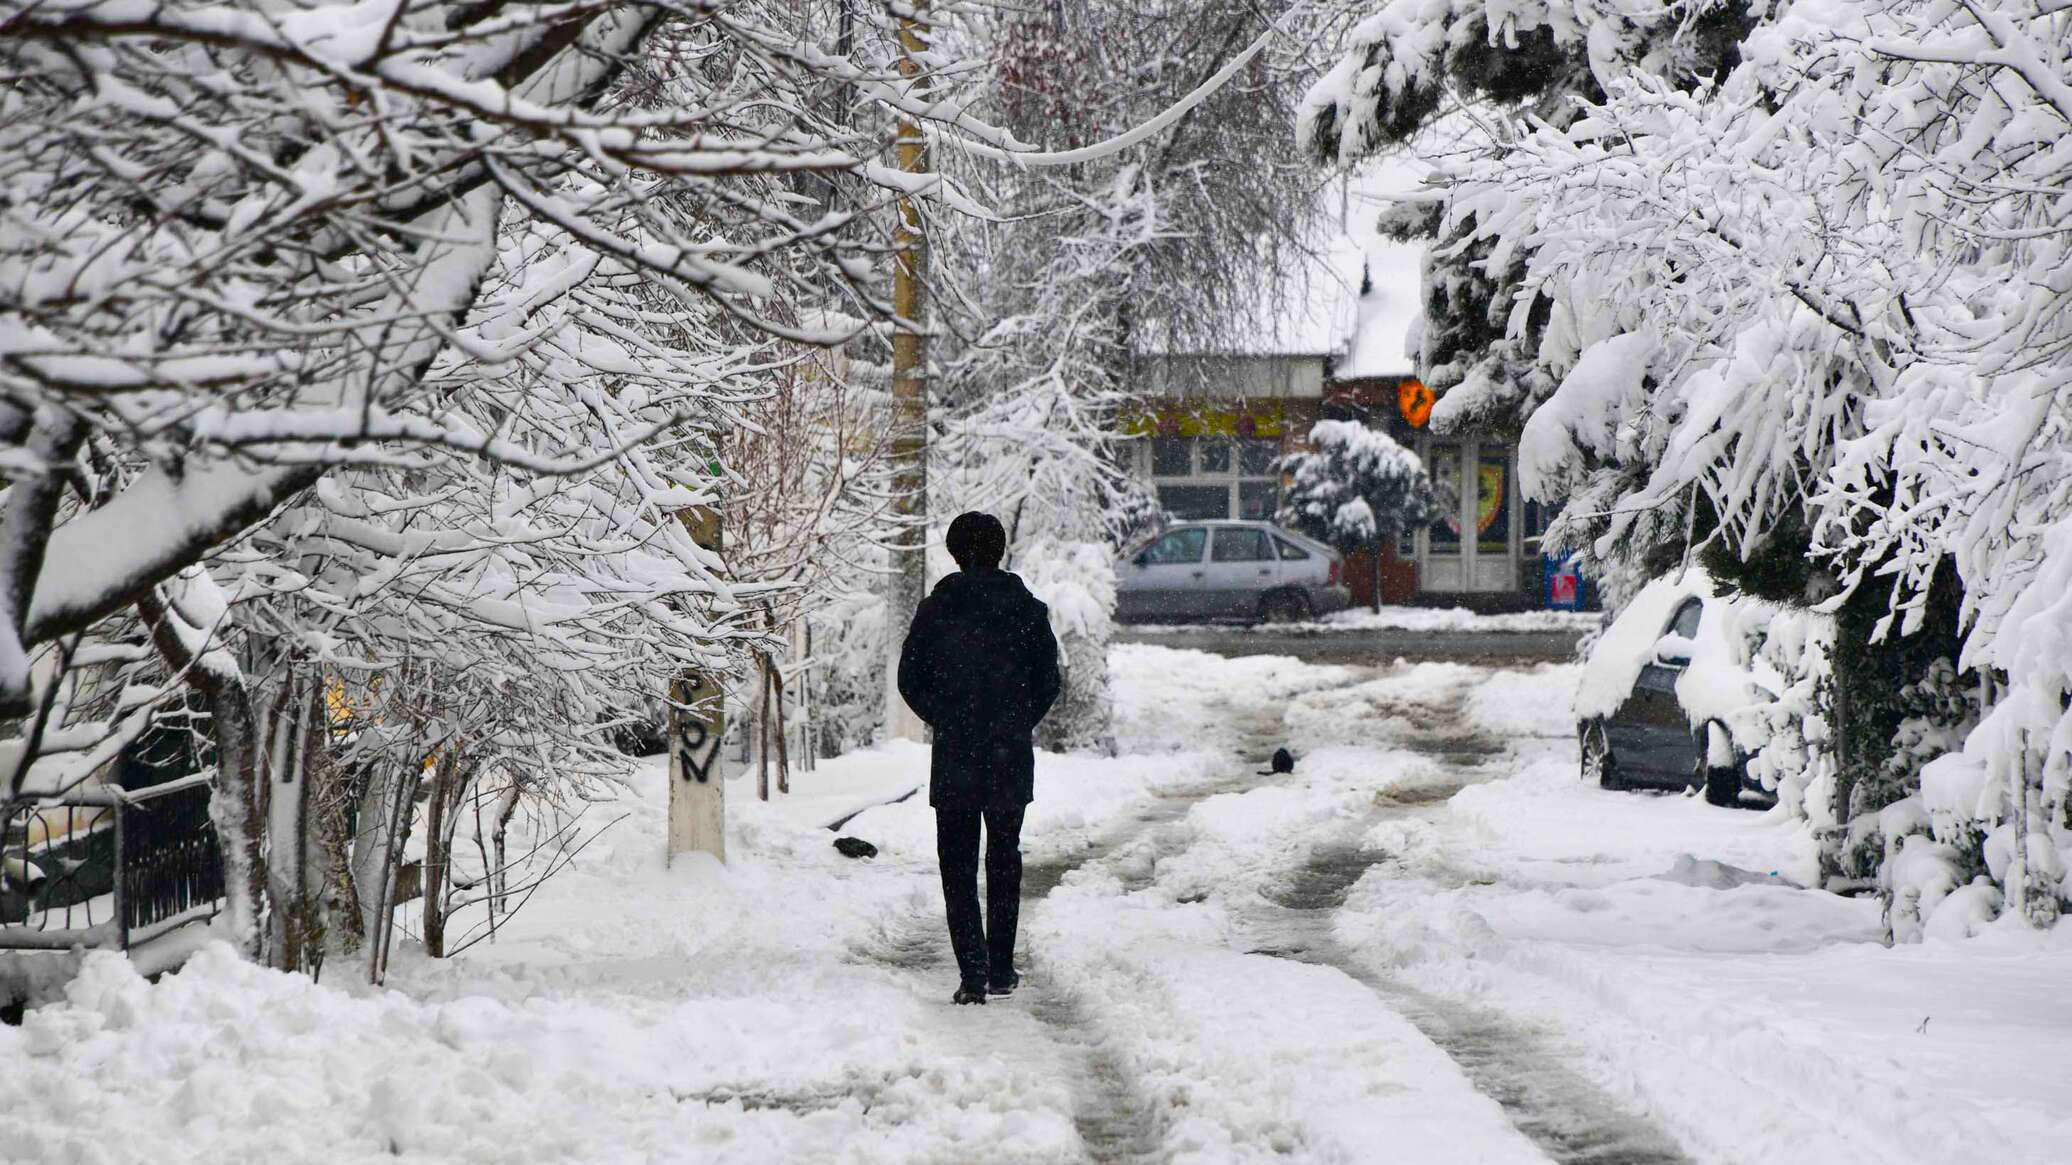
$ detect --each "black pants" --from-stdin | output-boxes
[935,800,1026,988]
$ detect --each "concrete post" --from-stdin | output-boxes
[668,506,726,863]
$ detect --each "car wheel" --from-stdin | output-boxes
[1259,589,1312,625]
[1580,721,1621,790]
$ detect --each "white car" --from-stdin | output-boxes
[1115,520,1350,623]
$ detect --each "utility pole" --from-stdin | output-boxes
[669,503,726,863]
[884,0,931,743]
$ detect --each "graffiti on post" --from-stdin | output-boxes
[674,673,722,785]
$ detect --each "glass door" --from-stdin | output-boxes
[1414,439,1517,594]
[1473,445,1514,591]
[1422,443,1465,591]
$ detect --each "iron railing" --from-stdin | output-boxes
[1,774,224,951]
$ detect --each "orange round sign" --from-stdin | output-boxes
[1397,379,1435,428]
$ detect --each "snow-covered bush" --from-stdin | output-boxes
[1735,611,1835,824]
[1016,539,1118,754]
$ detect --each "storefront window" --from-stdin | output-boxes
[1477,448,1511,556]
[1237,480,1278,521]
[1158,484,1229,521]
[1198,440,1232,473]
[1239,439,1279,475]
[1152,438,1190,477]
[1524,499,1552,552]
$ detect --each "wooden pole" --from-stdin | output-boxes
[756,654,771,802]
[884,0,931,743]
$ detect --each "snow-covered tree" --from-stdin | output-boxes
[1302,0,2072,929]
[0,0,1025,969]
[1275,420,1437,610]
[913,0,1334,750]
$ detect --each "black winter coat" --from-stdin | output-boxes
[896,569,1062,808]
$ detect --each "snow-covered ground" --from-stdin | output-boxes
[6,644,2069,1164]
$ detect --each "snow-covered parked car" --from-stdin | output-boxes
[1576,569,1787,808]
[1114,520,1350,623]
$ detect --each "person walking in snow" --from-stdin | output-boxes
[897,511,1062,1006]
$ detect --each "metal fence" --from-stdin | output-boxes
[1,775,225,951]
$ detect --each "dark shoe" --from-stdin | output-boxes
[952,983,988,1006]
[987,972,1019,997]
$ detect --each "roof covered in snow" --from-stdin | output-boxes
[1334,157,1429,379]
[1138,157,1428,374]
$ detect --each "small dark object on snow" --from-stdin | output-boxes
[1258,747,1295,776]
[833,836,878,860]
[952,984,988,1005]
[988,971,1020,997]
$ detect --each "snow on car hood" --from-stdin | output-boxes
[1577,566,1790,735]
[1576,569,1715,721]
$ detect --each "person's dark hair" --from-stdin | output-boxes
[945,511,1007,572]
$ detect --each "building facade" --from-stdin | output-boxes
[1322,377,1557,612]
[1120,199,1583,613]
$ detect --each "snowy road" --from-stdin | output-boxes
[1115,626,1584,667]
[7,644,2070,1164]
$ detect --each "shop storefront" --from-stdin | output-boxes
[1122,400,1303,522]
[1326,376,1560,612]
[1403,437,1550,597]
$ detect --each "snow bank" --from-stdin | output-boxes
[1466,663,1581,738]
[1335,742,2072,1165]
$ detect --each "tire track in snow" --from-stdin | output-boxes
[1207,663,1692,1163]
[852,746,1269,1165]
[1237,816,1692,1164]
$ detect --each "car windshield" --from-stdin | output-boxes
[1141,528,1206,565]
[1273,536,1310,561]
[1667,598,1703,640]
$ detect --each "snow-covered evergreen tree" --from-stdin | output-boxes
[1275,421,1438,610]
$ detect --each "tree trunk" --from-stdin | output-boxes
[772,663,791,795]
[756,655,771,802]
[422,751,459,958]
[139,587,268,963]
[1371,534,1384,613]
[355,759,419,984]
[489,776,521,940]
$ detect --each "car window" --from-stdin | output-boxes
[1666,597,1703,640]
[1212,527,1271,562]
[1273,536,1310,561]
[1142,528,1206,565]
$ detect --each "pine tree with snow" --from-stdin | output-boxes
[1275,421,1438,611]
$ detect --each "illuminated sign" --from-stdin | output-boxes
[1397,379,1435,428]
